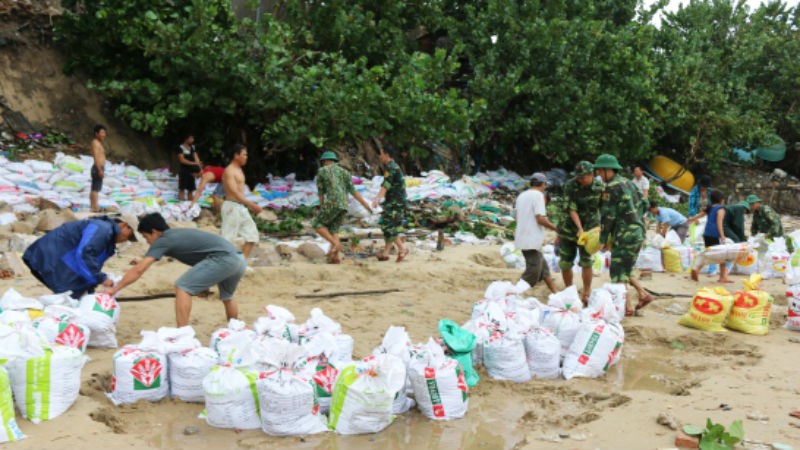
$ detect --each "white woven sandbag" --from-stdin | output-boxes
[786,289,800,331]
[372,326,415,414]
[585,289,621,324]
[634,246,664,272]
[210,319,257,365]
[32,314,91,353]
[328,355,406,435]
[561,320,624,380]
[257,370,328,436]
[408,339,468,420]
[602,283,628,319]
[539,307,581,357]
[334,334,354,362]
[109,346,168,405]
[168,347,218,402]
[38,292,77,308]
[0,367,24,443]
[8,346,86,423]
[482,333,530,382]
[523,328,561,379]
[76,294,119,348]
[202,365,261,430]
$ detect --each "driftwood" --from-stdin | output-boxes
[296,288,400,299]
[645,289,694,299]
[116,293,174,302]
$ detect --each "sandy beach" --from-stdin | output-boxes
[2,229,799,450]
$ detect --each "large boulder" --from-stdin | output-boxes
[297,242,326,260]
[36,208,77,232]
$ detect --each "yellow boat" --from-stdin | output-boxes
[646,155,695,194]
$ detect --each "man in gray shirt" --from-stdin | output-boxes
[106,212,246,326]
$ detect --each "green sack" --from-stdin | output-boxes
[438,319,479,387]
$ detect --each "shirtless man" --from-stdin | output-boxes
[221,144,261,259]
[90,124,107,212]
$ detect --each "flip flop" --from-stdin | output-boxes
[636,294,654,311]
[376,254,389,262]
[396,247,409,263]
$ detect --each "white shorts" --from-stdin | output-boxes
[221,201,259,244]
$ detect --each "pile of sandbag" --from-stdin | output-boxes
[464,281,625,382]
[679,275,773,335]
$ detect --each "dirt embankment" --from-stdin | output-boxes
[0,6,169,169]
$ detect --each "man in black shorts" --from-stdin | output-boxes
[90,124,107,212]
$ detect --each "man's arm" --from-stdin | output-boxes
[191,173,211,205]
[716,208,727,242]
[178,153,198,166]
[536,214,558,232]
[352,191,373,213]
[105,256,157,296]
[223,169,261,214]
[568,210,583,237]
[372,186,388,208]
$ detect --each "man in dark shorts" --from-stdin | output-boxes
[514,172,558,293]
[90,124,107,212]
[106,212,246,326]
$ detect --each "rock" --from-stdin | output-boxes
[772,444,793,450]
[257,209,278,222]
[9,234,37,253]
[276,244,293,261]
[789,337,800,344]
[675,430,699,449]
[36,209,76,231]
[657,412,678,430]
[557,432,570,439]
[251,247,281,267]
[665,304,685,315]
[747,411,769,421]
[183,426,200,436]
[2,252,30,277]
[297,243,326,260]
[37,198,61,210]
[11,220,35,235]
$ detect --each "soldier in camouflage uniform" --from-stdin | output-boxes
[594,154,653,316]
[747,194,794,253]
[312,151,372,263]
[558,161,603,304]
[372,147,409,262]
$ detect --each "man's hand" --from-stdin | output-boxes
[371,197,380,208]
[97,167,104,178]
[102,278,114,287]
[576,227,584,239]
[250,203,262,215]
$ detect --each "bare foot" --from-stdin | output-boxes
[636,293,654,311]
[718,278,734,284]
[396,247,409,263]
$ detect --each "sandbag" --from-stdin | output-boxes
[678,287,734,332]
[168,347,218,402]
[786,287,800,331]
[0,367,25,442]
[561,320,624,380]
[500,242,525,269]
[523,328,561,379]
[438,319,479,388]
[210,319,257,365]
[202,365,261,430]
[732,250,760,275]
[408,339,469,420]
[577,227,601,255]
[33,306,91,353]
[634,246,664,272]
[482,332,530,382]
[328,355,405,435]
[726,275,773,335]
[8,346,87,423]
[694,243,751,268]
[662,245,683,273]
[109,346,168,405]
[257,369,328,436]
[371,326,415,414]
[76,293,119,348]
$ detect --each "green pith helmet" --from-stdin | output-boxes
[575,160,594,176]
[737,200,751,211]
[593,153,623,170]
[320,151,339,162]
[746,194,761,204]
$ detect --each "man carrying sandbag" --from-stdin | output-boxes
[722,200,750,243]
[23,214,139,299]
[747,194,794,253]
[595,154,653,316]
[105,212,245,327]
[557,161,603,304]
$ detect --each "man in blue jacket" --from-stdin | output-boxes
[23,214,139,298]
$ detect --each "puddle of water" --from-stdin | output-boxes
[138,399,527,450]
[615,353,683,394]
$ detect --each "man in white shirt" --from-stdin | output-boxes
[515,172,558,293]
[632,166,650,198]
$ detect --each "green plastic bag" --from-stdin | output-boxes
[438,319,479,387]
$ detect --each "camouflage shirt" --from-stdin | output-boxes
[382,160,407,206]
[599,175,645,243]
[558,177,603,238]
[751,205,783,239]
[316,163,355,211]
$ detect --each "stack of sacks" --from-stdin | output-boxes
[726,275,773,335]
[372,326,415,414]
[294,308,353,363]
[408,338,468,420]
[327,354,406,435]
[256,340,328,436]
[32,305,91,353]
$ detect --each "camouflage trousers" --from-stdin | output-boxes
[312,206,347,233]
[609,224,645,283]
[558,236,593,271]
[379,203,406,241]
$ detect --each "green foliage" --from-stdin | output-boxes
[253,209,305,234]
[697,418,744,450]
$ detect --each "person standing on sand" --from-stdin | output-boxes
[631,166,650,198]
[747,194,794,253]
[594,154,652,316]
[557,161,602,303]
[514,172,558,293]
[90,124,107,212]
[177,134,202,201]
[105,213,245,327]
[372,146,409,262]
[690,189,733,283]
[221,144,261,260]
[313,151,372,264]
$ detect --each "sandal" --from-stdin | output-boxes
[396,247,409,263]
[636,293,654,311]
[376,254,389,262]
